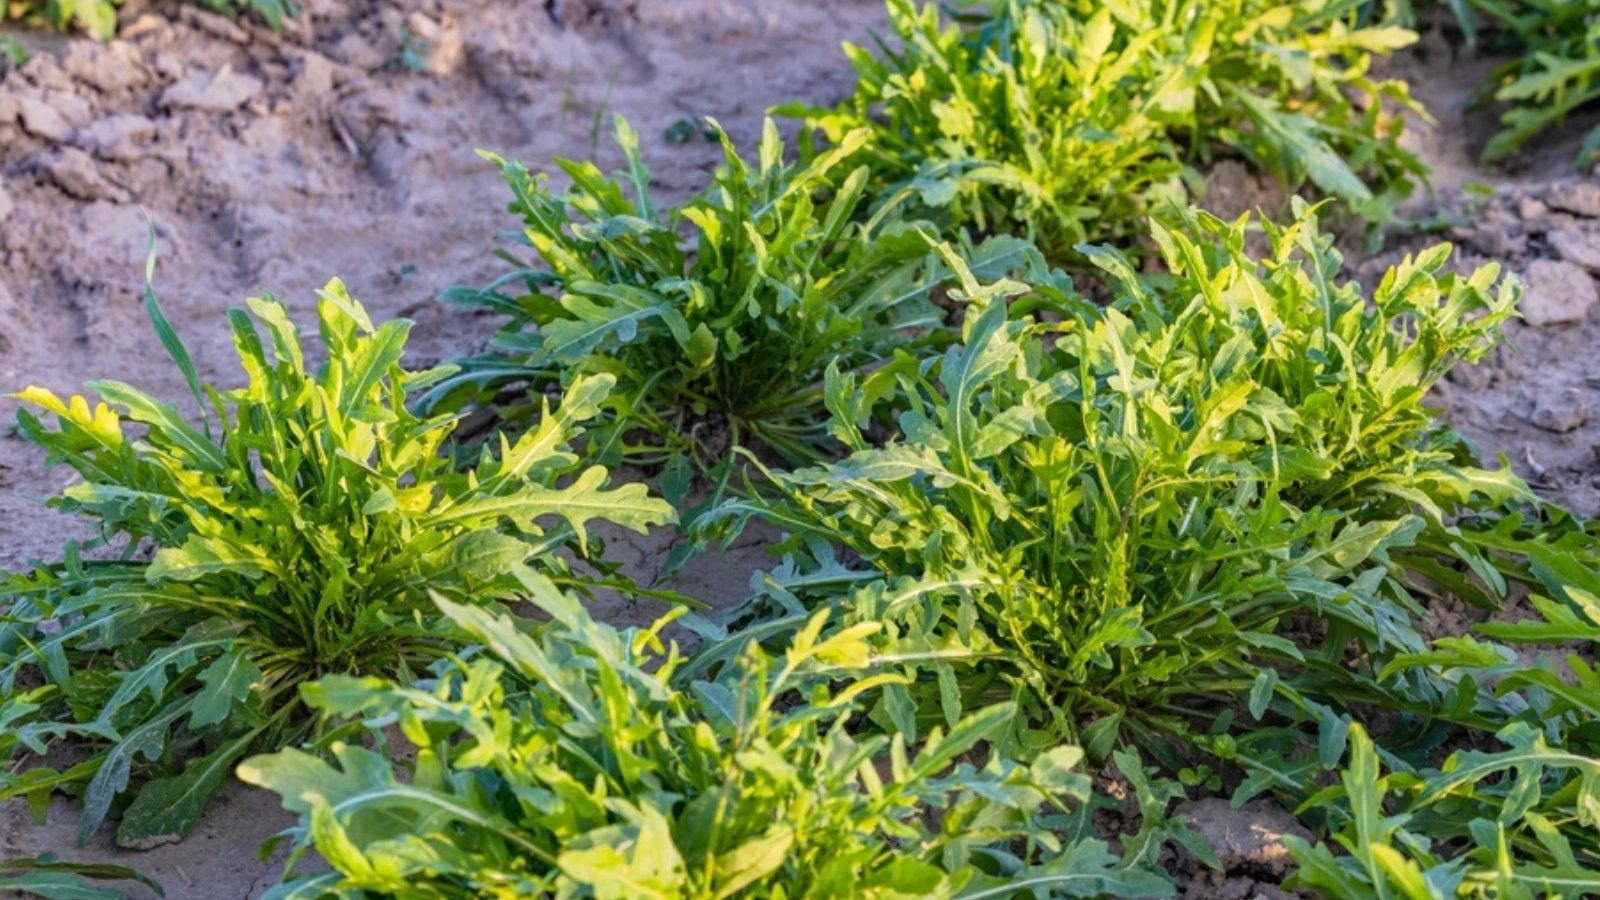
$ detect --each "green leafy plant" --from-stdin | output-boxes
[1385,587,1600,746]
[0,35,27,67]
[1386,0,1600,166]
[240,570,1174,899]
[1287,722,1600,897]
[696,204,1577,773]
[4,0,295,39]
[0,275,671,847]
[790,0,1427,258]
[0,854,162,899]
[429,115,995,493]
[5,0,119,36]
[1454,0,1600,166]
[1298,583,1600,896]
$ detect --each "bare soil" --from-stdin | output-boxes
[0,2,1596,897]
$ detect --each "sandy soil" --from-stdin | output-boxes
[0,2,1596,898]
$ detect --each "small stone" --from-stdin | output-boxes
[42,147,130,202]
[367,135,408,186]
[159,66,265,113]
[1521,259,1599,326]
[291,50,338,96]
[0,179,13,223]
[75,115,157,161]
[1550,230,1600,273]
[1531,392,1592,434]
[16,94,73,142]
[1546,181,1600,218]
[1519,196,1549,220]
[1482,207,1520,234]
[1529,211,1582,237]
[150,53,186,81]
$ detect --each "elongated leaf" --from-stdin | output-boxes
[116,729,257,849]
[142,224,210,439]
[80,698,193,845]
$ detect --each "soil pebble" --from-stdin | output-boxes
[1549,229,1600,272]
[1546,180,1600,218]
[1532,391,1593,434]
[1520,259,1598,325]
[289,49,339,95]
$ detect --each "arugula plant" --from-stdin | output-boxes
[1382,581,1600,755]
[240,570,1174,899]
[5,0,295,38]
[1306,585,1600,896]
[696,204,1567,773]
[790,0,1427,258]
[1,35,27,67]
[1287,722,1600,897]
[0,277,671,848]
[1389,0,1600,166]
[1475,0,1600,167]
[429,115,983,494]
[0,854,161,899]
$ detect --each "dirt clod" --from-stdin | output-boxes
[63,39,151,93]
[1546,180,1600,218]
[1456,220,1525,258]
[16,92,74,141]
[75,114,158,161]
[160,65,265,112]
[1532,391,1593,434]
[1520,258,1598,325]
[289,49,339,96]
[1175,798,1311,878]
[1550,229,1600,272]
[41,146,130,202]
